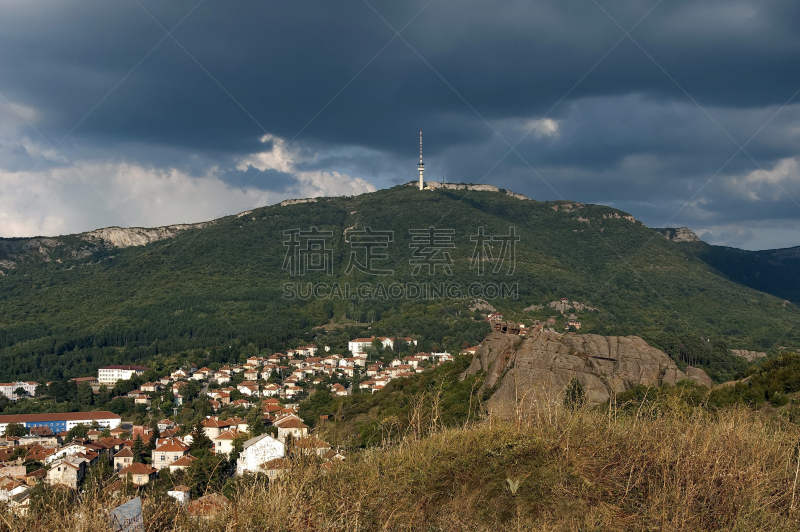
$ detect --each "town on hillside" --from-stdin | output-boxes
[0,331,498,516]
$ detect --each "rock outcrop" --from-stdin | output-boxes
[464,329,709,415]
[404,181,533,200]
[731,349,767,362]
[653,227,701,242]
[81,223,209,249]
[280,198,318,207]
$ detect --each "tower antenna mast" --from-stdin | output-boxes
[418,130,425,191]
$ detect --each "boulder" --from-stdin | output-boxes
[464,329,688,416]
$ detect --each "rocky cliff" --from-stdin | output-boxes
[0,222,211,270]
[464,329,710,415]
[82,223,210,248]
[654,227,701,242]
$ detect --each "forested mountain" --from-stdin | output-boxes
[1,184,798,382]
[677,241,800,305]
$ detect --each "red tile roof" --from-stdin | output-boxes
[169,455,196,468]
[118,463,156,476]
[0,411,120,424]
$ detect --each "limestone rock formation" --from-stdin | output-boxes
[81,223,209,249]
[653,227,701,242]
[464,329,696,415]
[280,198,318,207]
[404,181,533,200]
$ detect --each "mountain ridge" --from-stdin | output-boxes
[0,184,798,382]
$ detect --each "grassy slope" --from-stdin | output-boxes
[9,406,800,531]
[0,185,799,381]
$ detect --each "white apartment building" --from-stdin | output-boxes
[0,382,38,400]
[97,365,148,385]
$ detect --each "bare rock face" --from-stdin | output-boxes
[465,329,689,415]
[684,366,713,387]
[280,198,318,207]
[81,223,208,249]
[731,349,767,362]
[653,227,701,242]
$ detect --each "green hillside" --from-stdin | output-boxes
[1,184,798,382]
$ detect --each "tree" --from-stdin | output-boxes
[564,378,586,410]
[4,423,26,437]
[96,385,110,406]
[132,435,145,463]
[185,454,229,497]
[160,399,175,416]
[85,455,113,486]
[229,432,250,462]
[188,420,213,455]
[146,424,161,453]
[13,387,27,398]
[47,380,77,403]
[246,408,265,437]
[77,383,94,406]
[66,424,89,442]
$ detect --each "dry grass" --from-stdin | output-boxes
[5,405,800,531]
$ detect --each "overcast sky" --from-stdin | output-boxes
[1,0,799,250]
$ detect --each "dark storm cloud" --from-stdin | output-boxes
[3,0,799,154]
[2,0,800,248]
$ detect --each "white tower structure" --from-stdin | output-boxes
[418,130,425,190]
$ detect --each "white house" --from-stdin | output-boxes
[44,444,87,466]
[431,352,454,362]
[348,338,371,354]
[236,433,285,475]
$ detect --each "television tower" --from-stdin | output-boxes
[418,130,425,191]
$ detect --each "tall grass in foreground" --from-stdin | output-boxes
[5,404,800,531]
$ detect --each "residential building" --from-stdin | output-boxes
[201,418,234,440]
[168,455,196,473]
[46,456,87,489]
[235,433,285,476]
[294,435,332,457]
[212,430,240,456]
[151,438,190,470]
[118,463,157,486]
[113,448,134,472]
[259,457,291,480]
[274,415,308,442]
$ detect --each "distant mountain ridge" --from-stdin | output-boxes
[678,241,800,304]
